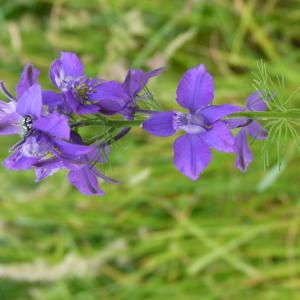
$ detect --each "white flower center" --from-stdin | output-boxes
[173,112,208,134]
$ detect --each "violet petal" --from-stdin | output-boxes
[32,112,70,140]
[173,133,212,180]
[60,51,84,78]
[142,111,176,137]
[16,64,40,99]
[200,104,241,123]
[16,83,42,118]
[68,167,105,196]
[247,120,268,140]
[200,121,235,153]
[246,92,267,112]
[176,64,214,113]
[234,129,253,172]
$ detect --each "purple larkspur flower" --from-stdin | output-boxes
[90,67,164,118]
[35,158,113,196]
[228,92,268,172]
[1,83,72,170]
[35,136,115,196]
[142,64,241,180]
[48,51,103,115]
[67,144,116,196]
[0,65,94,172]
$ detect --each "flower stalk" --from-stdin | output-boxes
[0,51,297,196]
[71,119,143,129]
[229,110,300,120]
[72,110,300,130]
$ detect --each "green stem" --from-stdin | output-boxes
[72,110,300,130]
[228,111,300,120]
[71,119,143,128]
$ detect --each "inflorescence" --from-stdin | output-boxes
[0,52,282,195]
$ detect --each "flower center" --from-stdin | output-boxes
[21,133,51,158]
[173,112,208,134]
[75,82,95,103]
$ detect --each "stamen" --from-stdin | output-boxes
[75,81,96,103]
[173,112,207,134]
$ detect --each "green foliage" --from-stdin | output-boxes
[252,61,300,168]
[0,1,300,299]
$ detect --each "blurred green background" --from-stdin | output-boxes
[0,0,300,299]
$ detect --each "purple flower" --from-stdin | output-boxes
[1,61,119,196]
[90,68,164,118]
[48,52,102,115]
[35,138,115,196]
[0,65,93,173]
[36,159,112,196]
[50,51,85,90]
[0,52,271,196]
[142,64,240,180]
[1,83,71,170]
[228,92,268,172]
[49,52,163,117]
